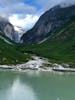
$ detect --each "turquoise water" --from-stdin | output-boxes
[0,71,75,100]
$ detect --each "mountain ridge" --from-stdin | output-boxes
[21,5,75,44]
[21,16,75,66]
[0,16,25,43]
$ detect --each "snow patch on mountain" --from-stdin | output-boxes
[14,26,25,41]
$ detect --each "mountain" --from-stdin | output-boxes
[21,5,75,44]
[0,17,20,42]
[23,17,75,67]
[14,26,25,42]
[0,32,30,65]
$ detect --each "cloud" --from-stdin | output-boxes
[0,2,37,17]
[9,14,39,30]
[32,0,63,12]
[60,0,75,7]
[0,0,75,30]
[0,0,39,30]
[33,0,75,11]
[0,0,40,30]
[0,0,66,17]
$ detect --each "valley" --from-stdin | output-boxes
[21,19,75,67]
[0,4,75,69]
[1,1,75,100]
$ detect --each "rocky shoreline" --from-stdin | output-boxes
[0,55,75,73]
[0,56,52,72]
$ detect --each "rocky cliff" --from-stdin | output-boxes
[21,5,75,44]
[0,17,19,42]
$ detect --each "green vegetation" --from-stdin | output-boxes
[0,33,31,65]
[21,19,75,67]
[1,17,75,66]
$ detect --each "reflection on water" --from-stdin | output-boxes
[0,71,38,100]
[7,78,37,100]
[0,71,75,100]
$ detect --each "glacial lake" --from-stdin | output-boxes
[0,70,75,100]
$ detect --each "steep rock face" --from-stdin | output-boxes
[14,26,25,42]
[0,17,18,42]
[21,5,75,44]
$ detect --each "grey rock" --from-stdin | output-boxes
[21,5,75,44]
[0,16,19,42]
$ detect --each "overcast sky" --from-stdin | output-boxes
[0,0,75,30]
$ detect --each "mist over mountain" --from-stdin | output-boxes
[14,26,25,41]
[60,0,75,7]
[0,16,25,42]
